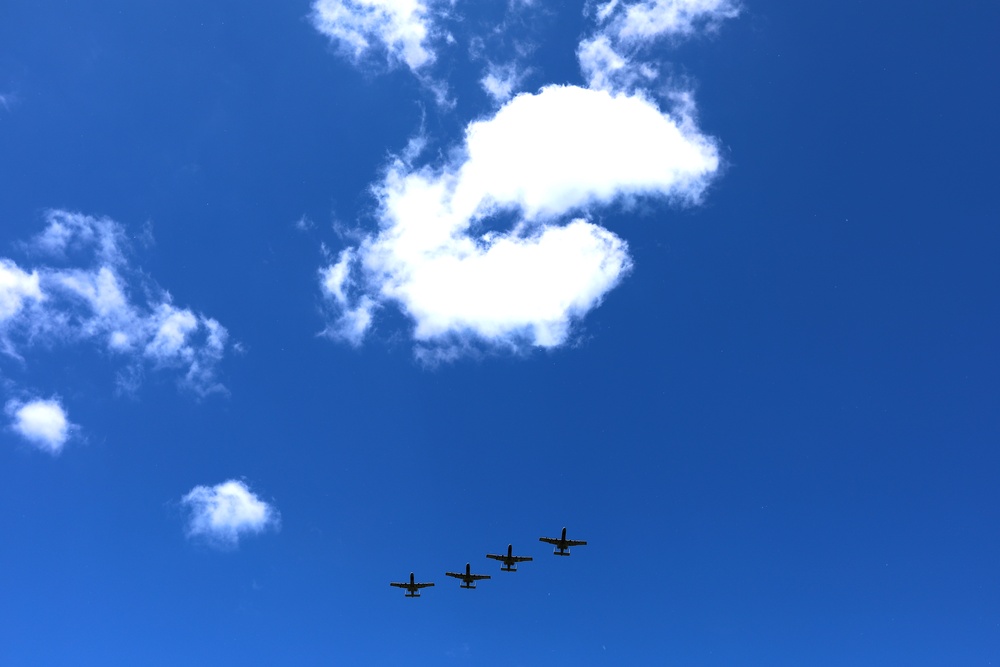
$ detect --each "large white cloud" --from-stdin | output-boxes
[0,210,230,396]
[5,398,74,455]
[322,84,717,352]
[315,1,738,357]
[181,480,280,548]
[310,0,442,71]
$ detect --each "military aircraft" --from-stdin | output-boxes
[390,572,435,597]
[540,527,587,556]
[445,563,492,589]
[486,544,533,572]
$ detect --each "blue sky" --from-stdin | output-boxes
[1,1,998,664]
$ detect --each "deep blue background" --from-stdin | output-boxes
[1,1,998,664]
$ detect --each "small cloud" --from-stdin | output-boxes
[597,0,740,43]
[5,398,75,455]
[181,480,280,548]
[310,0,441,72]
[294,215,315,232]
[580,0,740,92]
[480,62,528,104]
[0,259,44,325]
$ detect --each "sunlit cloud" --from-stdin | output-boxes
[316,0,736,358]
[181,480,280,548]
[0,259,43,336]
[322,84,717,353]
[310,0,444,72]
[0,210,230,396]
[580,0,739,91]
[595,0,740,42]
[480,62,527,104]
[5,397,75,455]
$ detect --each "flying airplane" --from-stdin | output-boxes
[445,563,491,589]
[486,544,533,572]
[390,572,435,597]
[539,527,587,556]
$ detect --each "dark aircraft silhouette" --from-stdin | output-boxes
[486,544,533,571]
[445,563,491,589]
[540,527,587,556]
[390,572,435,597]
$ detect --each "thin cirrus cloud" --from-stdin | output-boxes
[0,210,230,396]
[580,0,740,91]
[315,0,736,357]
[181,480,280,548]
[4,397,75,455]
[310,0,443,72]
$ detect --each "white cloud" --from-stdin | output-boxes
[310,0,442,71]
[578,34,658,93]
[596,0,740,43]
[182,480,279,548]
[0,210,230,396]
[5,398,74,455]
[452,85,718,217]
[581,0,739,91]
[0,260,43,323]
[313,2,736,358]
[480,62,527,104]
[322,84,717,351]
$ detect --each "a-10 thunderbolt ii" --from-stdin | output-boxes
[486,544,533,571]
[390,572,435,597]
[445,563,491,589]
[539,527,587,556]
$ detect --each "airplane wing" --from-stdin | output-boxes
[445,572,462,579]
[539,537,559,546]
[485,554,503,561]
[564,539,587,547]
[389,582,407,588]
[469,574,491,581]
[511,555,533,562]
[414,582,434,589]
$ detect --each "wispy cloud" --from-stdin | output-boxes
[310,0,445,72]
[181,480,280,548]
[5,397,75,455]
[0,260,44,337]
[580,0,739,91]
[321,84,717,353]
[480,62,527,104]
[0,210,230,396]
[595,0,740,42]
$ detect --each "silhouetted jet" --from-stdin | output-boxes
[445,563,491,589]
[390,572,434,597]
[540,527,587,556]
[486,544,533,571]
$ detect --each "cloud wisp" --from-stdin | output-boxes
[580,0,740,92]
[0,210,230,396]
[181,480,280,548]
[310,0,446,72]
[5,397,75,455]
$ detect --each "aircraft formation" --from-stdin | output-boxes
[390,527,587,597]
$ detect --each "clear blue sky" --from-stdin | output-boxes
[1,1,998,665]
